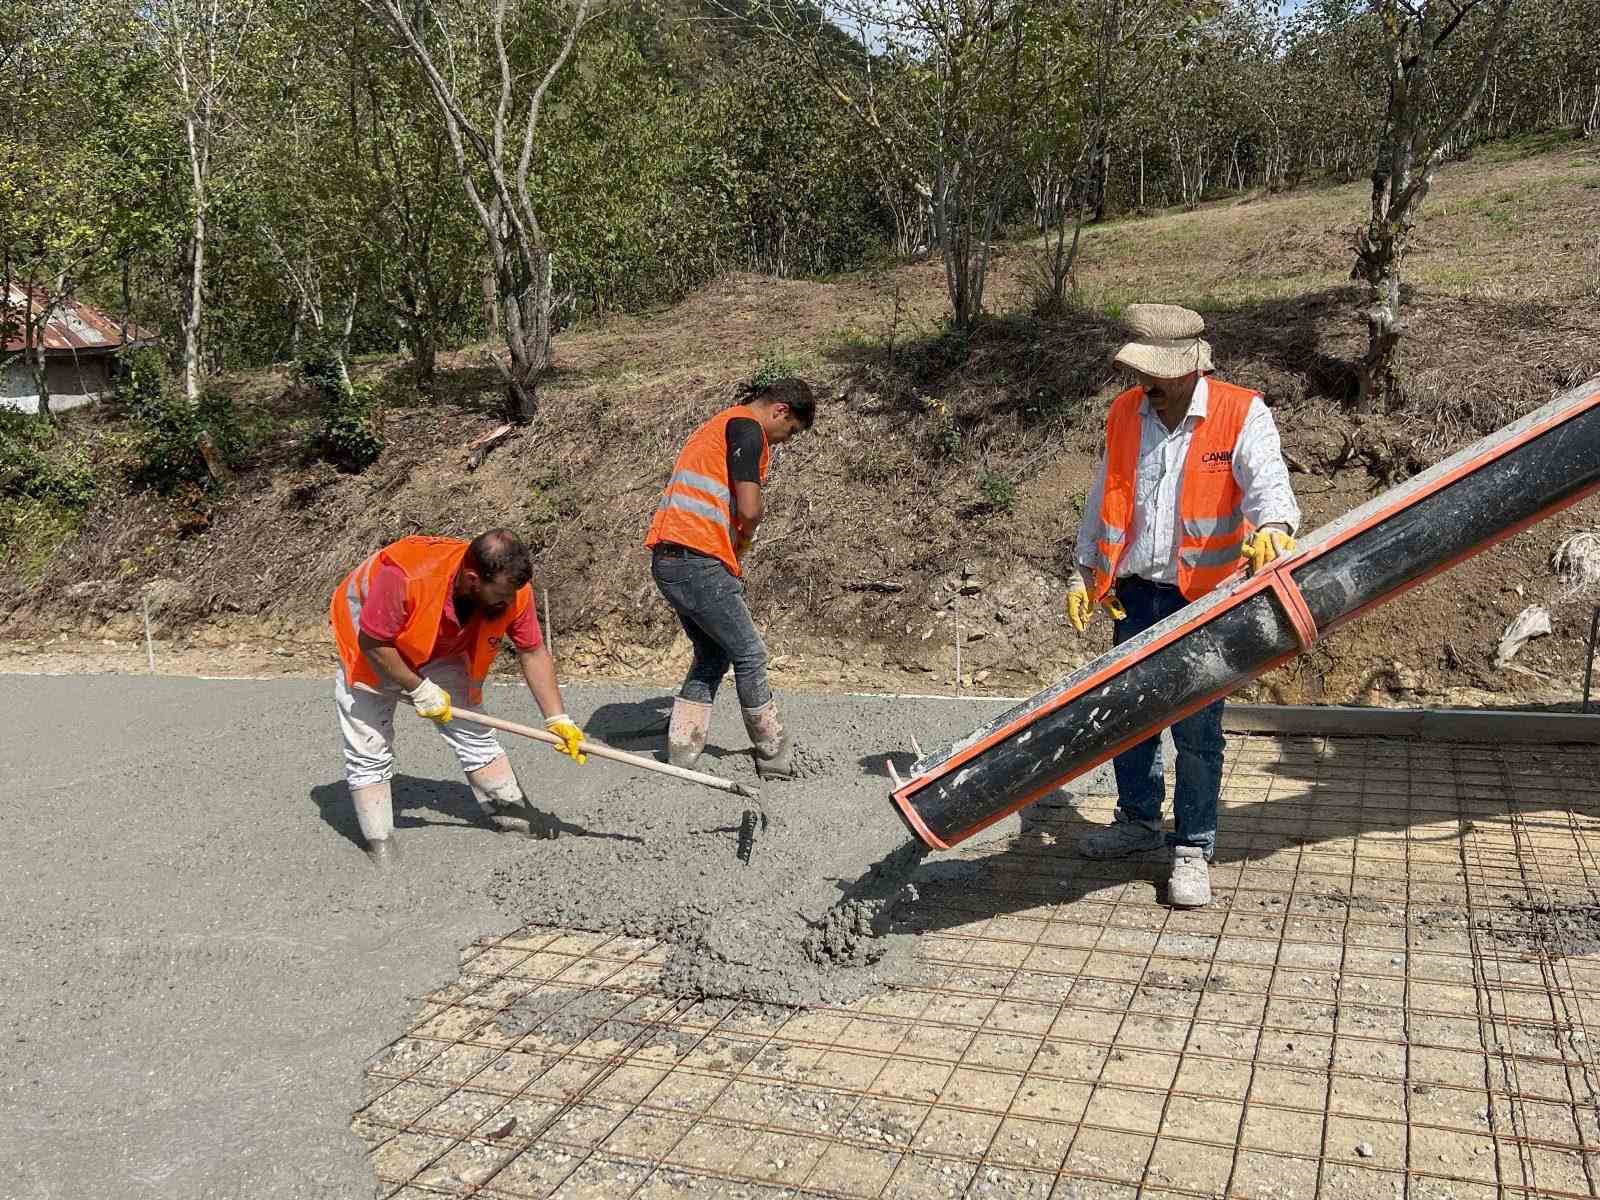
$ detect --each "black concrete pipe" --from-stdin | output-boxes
[891,376,1600,850]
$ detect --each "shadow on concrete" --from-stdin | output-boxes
[309,775,644,852]
[583,693,752,765]
[857,750,919,781]
[871,724,1600,938]
[584,695,674,749]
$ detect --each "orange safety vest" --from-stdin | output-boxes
[1090,379,1256,602]
[644,404,770,577]
[329,536,530,703]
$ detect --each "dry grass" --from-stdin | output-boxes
[1554,530,1600,599]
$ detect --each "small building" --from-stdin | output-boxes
[1,288,155,415]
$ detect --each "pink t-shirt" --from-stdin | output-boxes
[358,562,542,659]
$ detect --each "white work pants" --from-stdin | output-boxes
[335,657,504,788]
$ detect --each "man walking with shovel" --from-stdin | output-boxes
[330,528,587,866]
[646,377,816,779]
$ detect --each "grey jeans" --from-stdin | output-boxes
[651,547,771,709]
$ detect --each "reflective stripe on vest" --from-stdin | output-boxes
[1091,380,1256,603]
[644,405,769,577]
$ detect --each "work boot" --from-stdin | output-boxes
[1077,811,1165,859]
[1168,846,1212,908]
[666,697,713,770]
[351,781,401,868]
[469,756,555,839]
[364,834,402,869]
[741,699,796,780]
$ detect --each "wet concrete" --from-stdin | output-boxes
[1484,899,1600,957]
[0,674,1058,1200]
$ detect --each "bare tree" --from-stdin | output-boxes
[1029,0,1188,315]
[1351,0,1515,411]
[747,0,1038,330]
[361,0,598,423]
[155,0,261,405]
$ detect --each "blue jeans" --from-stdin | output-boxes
[651,547,771,709]
[1110,577,1225,858]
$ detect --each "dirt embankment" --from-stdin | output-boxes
[5,139,1600,704]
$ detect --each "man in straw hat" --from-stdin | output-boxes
[1065,303,1300,907]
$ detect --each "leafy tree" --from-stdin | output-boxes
[754,0,1043,329]
[150,0,274,404]
[360,0,603,424]
[1350,0,1515,410]
[0,10,155,422]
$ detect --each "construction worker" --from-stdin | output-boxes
[1067,304,1300,908]
[646,377,816,778]
[330,529,587,866]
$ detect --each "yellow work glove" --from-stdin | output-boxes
[1242,528,1296,575]
[406,678,452,723]
[1065,576,1127,633]
[544,714,588,765]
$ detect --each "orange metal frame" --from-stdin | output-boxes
[892,383,1600,851]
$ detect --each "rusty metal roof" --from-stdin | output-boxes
[2,286,157,355]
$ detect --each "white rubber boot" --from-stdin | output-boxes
[741,699,796,780]
[352,781,400,868]
[469,755,555,839]
[666,698,713,769]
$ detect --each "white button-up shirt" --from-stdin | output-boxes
[1074,376,1300,586]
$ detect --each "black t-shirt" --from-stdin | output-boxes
[726,417,765,485]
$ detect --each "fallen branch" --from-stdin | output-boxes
[465,423,514,471]
[844,580,906,594]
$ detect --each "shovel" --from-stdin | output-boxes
[450,706,761,801]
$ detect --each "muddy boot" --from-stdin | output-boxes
[742,699,796,780]
[365,834,402,868]
[469,755,553,838]
[666,697,713,769]
[352,781,401,868]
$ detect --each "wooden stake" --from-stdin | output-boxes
[142,592,155,674]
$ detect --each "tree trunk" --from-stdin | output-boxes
[30,336,52,425]
[1091,146,1110,223]
[120,255,132,343]
[181,201,205,404]
[496,247,551,423]
[1354,173,1411,413]
[412,323,437,393]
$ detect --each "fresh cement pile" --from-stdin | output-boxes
[486,696,1043,1008]
[486,761,936,1007]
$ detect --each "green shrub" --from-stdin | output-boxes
[977,469,1017,513]
[919,393,963,459]
[0,411,97,509]
[115,344,168,415]
[318,380,384,473]
[296,340,383,472]
[0,494,84,582]
[750,346,805,392]
[129,388,243,493]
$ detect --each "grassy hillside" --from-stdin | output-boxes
[6,133,1600,705]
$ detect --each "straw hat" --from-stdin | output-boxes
[1112,303,1214,379]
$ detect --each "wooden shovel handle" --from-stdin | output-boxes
[449,706,758,799]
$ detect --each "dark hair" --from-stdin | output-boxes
[467,528,533,587]
[751,376,816,431]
